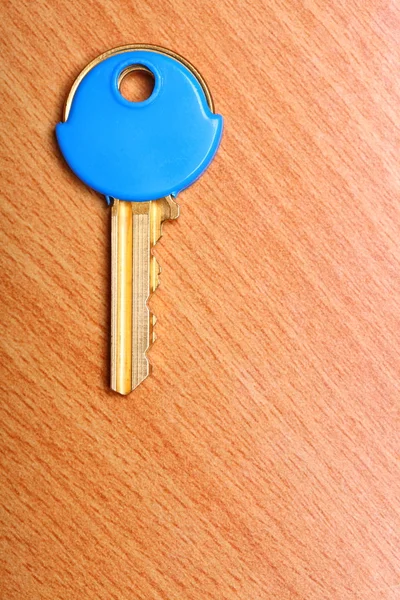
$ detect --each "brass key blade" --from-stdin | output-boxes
[110,197,179,395]
[111,200,150,394]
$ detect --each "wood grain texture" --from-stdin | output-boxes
[1,1,399,598]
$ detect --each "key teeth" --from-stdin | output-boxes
[147,256,160,361]
[150,196,180,246]
[165,195,180,220]
[149,312,158,347]
[150,256,161,293]
[146,196,179,373]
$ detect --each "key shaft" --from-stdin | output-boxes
[111,197,179,394]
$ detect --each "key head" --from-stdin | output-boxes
[56,46,223,201]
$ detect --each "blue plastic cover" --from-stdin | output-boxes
[56,50,223,201]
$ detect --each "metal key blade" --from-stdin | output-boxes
[111,197,179,394]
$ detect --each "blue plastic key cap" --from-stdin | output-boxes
[56,48,223,201]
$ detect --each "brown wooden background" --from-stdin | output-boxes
[1,1,399,598]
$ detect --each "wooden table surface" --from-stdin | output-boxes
[1,1,399,598]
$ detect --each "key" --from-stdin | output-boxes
[56,44,223,394]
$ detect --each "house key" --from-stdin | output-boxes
[56,45,223,394]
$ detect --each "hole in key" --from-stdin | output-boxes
[118,65,155,103]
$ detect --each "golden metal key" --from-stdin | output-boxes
[56,45,223,394]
